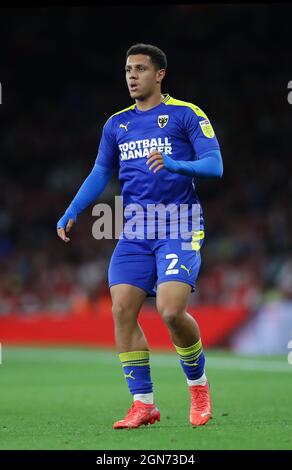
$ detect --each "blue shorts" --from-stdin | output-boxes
[108,234,204,297]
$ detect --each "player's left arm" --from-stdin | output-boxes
[147,106,223,178]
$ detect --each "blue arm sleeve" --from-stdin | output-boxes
[163,149,223,178]
[57,162,114,229]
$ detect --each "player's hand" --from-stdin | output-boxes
[57,217,75,243]
[146,150,165,173]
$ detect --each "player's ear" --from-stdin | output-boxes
[156,69,166,83]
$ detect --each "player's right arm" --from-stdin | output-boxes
[57,117,118,242]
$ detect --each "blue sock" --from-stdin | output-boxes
[174,339,205,381]
[119,351,153,396]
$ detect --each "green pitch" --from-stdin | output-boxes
[1,347,292,450]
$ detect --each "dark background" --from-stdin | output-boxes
[0,4,291,314]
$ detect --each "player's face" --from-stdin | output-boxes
[125,54,164,100]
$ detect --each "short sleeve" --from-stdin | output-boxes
[183,105,220,159]
[95,117,119,169]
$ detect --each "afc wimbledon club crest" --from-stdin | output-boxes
[158,115,169,128]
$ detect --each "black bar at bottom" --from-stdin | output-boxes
[0,450,291,466]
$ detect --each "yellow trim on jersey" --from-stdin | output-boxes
[109,104,136,119]
[110,94,170,118]
[162,93,171,103]
[165,97,209,119]
[103,103,135,126]
[191,230,205,252]
[106,94,170,124]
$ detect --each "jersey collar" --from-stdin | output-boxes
[134,93,171,114]
[162,93,171,103]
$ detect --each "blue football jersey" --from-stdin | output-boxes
[96,94,220,235]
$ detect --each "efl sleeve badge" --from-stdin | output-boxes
[199,119,215,138]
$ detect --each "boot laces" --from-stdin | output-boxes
[125,402,144,419]
[191,387,208,412]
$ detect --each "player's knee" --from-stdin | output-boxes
[112,302,137,325]
[158,305,182,329]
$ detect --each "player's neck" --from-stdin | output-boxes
[135,91,164,112]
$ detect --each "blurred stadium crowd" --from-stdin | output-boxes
[0,5,291,316]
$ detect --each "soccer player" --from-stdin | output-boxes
[57,43,223,429]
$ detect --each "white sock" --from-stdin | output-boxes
[133,392,154,404]
[187,372,207,386]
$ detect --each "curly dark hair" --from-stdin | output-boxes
[126,43,167,70]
